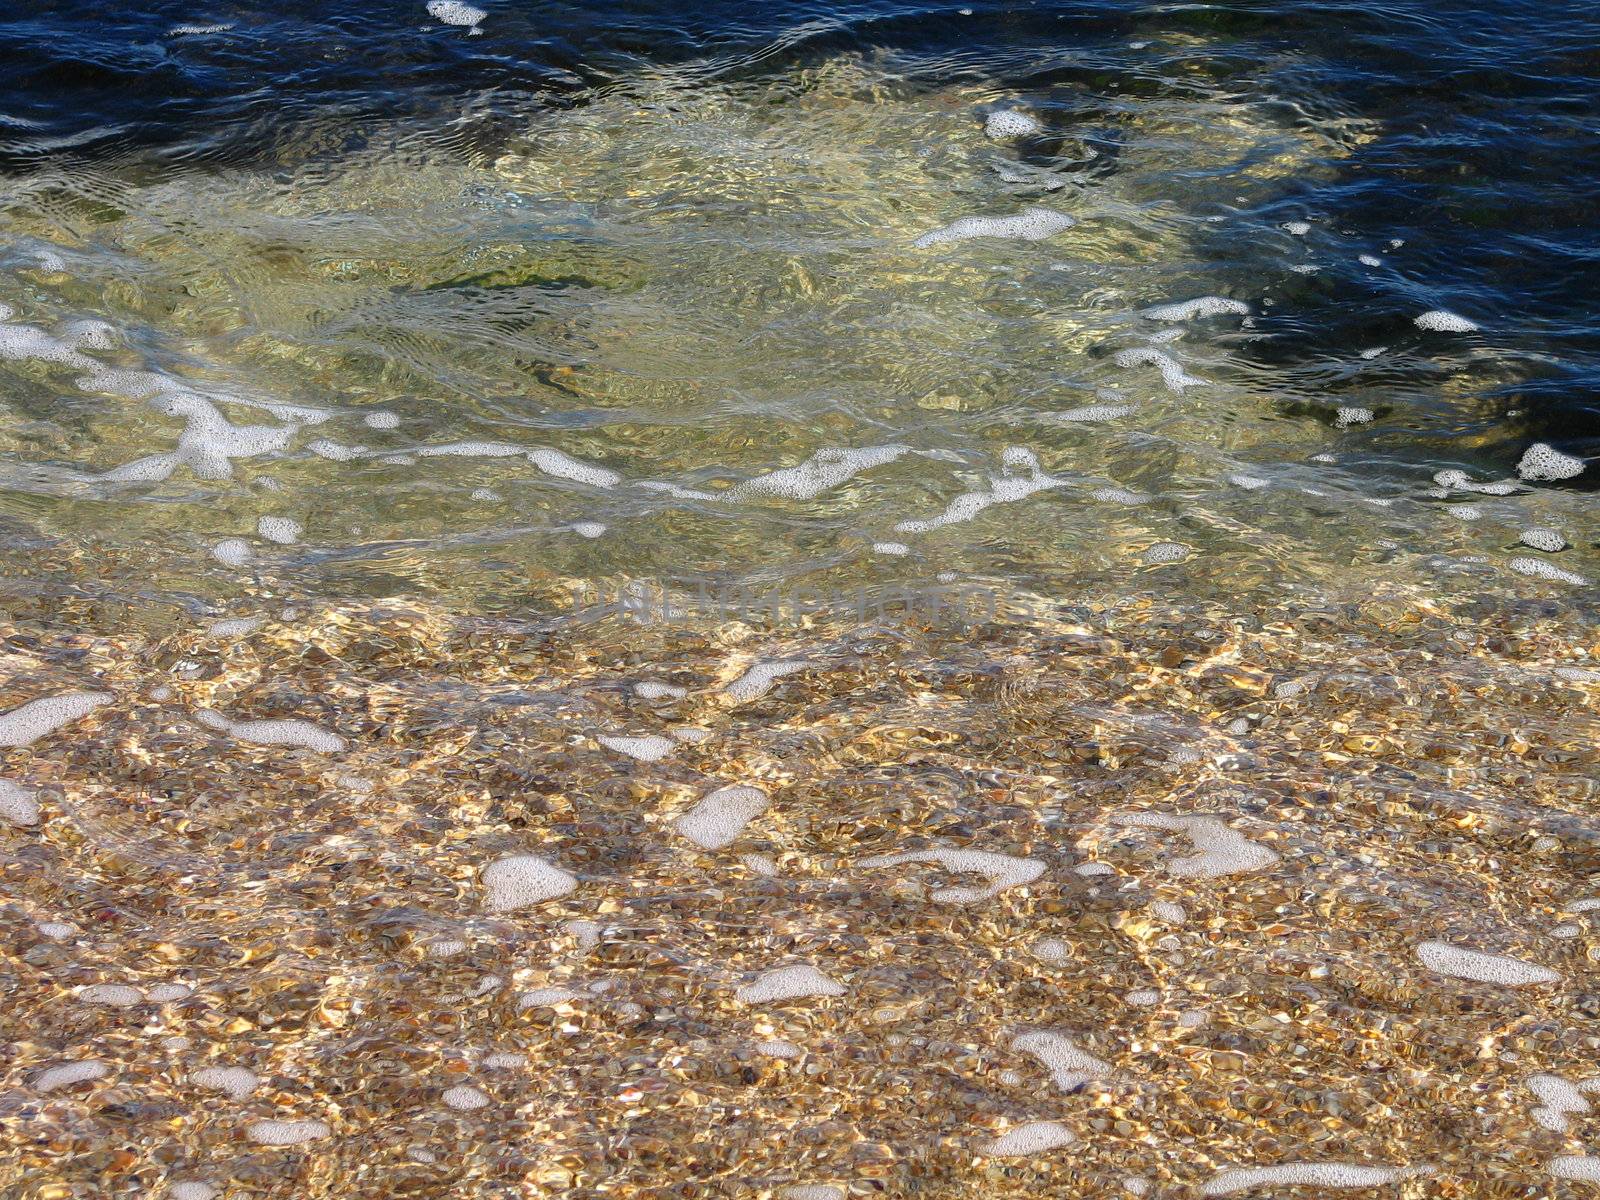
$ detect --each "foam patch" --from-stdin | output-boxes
[674,784,769,850]
[257,516,302,545]
[985,109,1044,139]
[1517,442,1586,481]
[1110,812,1279,878]
[857,848,1045,903]
[481,854,578,911]
[0,779,40,826]
[210,538,253,567]
[1113,347,1203,390]
[78,983,143,1006]
[728,446,907,501]
[427,0,485,31]
[634,682,687,700]
[914,207,1075,247]
[1520,528,1566,552]
[1414,310,1477,332]
[1550,1157,1600,1182]
[34,1060,109,1091]
[1415,941,1558,985]
[0,691,112,747]
[1143,297,1249,322]
[1011,1030,1113,1090]
[443,1084,491,1110]
[597,734,675,761]
[1201,1163,1429,1195]
[245,1119,332,1146]
[194,708,345,753]
[1508,557,1588,585]
[191,1066,260,1100]
[735,964,847,1004]
[1527,1073,1599,1132]
[985,1120,1075,1156]
[725,660,805,702]
[895,446,1064,533]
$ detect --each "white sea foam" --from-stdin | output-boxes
[363,411,399,429]
[1415,941,1559,986]
[1359,254,1383,267]
[985,109,1044,139]
[894,446,1064,533]
[481,854,577,911]
[426,1,486,33]
[634,682,687,700]
[0,691,111,747]
[1550,1157,1600,1182]
[1073,861,1115,877]
[257,516,302,545]
[1113,347,1203,390]
[1091,486,1150,505]
[1284,220,1311,235]
[857,848,1045,903]
[210,538,253,567]
[527,448,619,488]
[1517,442,1586,481]
[914,207,1075,248]
[1143,297,1249,322]
[572,521,607,538]
[1033,938,1071,963]
[518,986,582,1008]
[0,779,39,826]
[1201,1163,1428,1194]
[1011,1030,1114,1090]
[674,784,768,850]
[79,983,143,1006]
[872,541,910,555]
[1336,406,1374,426]
[1520,528,1566,552]
[1527,1073,1600,1132]
[246,1118,332,1146]
[1415,309,1477,332]
[0,317,98,369]
[1139,544,1190,566]
[597,734,675,762]
[725,660,805,702]
[194,708,345,753]
[34,1059,109,1091]
[985,1120,1075,1156]
[443,1084,491,1110]
[102,392,298,482]
[1125,989,1161,1006]
[169,1183,218,1200]
[778,1188,844,1200]
[1508,557,1588,585]
[754,1039,803,1058]
[484,1052,526,1069]
[735,964,847,1004]
[1053,403,1136,421]
[728,446,907,502]
[1111,812,1279,878]
[208,616,263,638]
[191,1066,260,1100]
[37,921,76,939]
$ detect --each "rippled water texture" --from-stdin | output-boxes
[2,2,1599,1198]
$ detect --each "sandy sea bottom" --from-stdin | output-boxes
[2,570,1599,1199]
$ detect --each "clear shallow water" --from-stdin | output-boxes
[2,3,1600,1199]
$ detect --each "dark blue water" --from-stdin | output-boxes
[5,0,1600,478]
